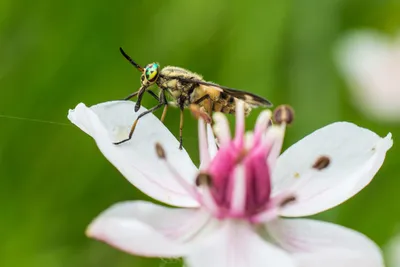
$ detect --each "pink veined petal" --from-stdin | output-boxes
[271,122,392,217]
[266,218,384,267]
[185,221,295,267]
[68,101,199,208]
[86,201,210,257]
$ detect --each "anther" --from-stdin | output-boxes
[155,142,166,159]
[195,172,213,187]
[273,105,294,125]
[312,155,330,170]
[235,149,248,164]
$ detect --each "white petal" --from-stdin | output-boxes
[68,101,199,207]
[185,221,295,267]
[272,122,392,217]
[87,201,210,257]
[267,218,384,267]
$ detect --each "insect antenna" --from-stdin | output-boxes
[119,47,144,72]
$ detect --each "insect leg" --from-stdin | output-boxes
[114,92,166,145]
[179,106,184,150]
[123,91,139,100]
[160,91,168,122]
[135,86,148,112]
[146,90,160,101]
[194,94,212,104]
[194,94,213,118]
[124,90,159,101]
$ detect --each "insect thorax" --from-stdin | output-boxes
[157,66,204,106]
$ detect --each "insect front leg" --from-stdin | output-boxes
[122,85,150,112]
[123,90,159,101]
[133,85,154,112]
[114,91,166,145]
[179,105,184,150]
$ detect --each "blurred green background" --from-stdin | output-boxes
[1,0,399,266]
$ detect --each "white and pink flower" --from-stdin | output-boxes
[385,231,400,267]
[68,101,392,267]
[336,30,400,122]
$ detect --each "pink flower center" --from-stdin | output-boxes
[206,136,272,219]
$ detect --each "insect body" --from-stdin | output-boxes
[115,47,273,149]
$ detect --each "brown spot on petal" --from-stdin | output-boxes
[294,172,300,178]
[195,172,212,187]
[280,195,296,207]
[312,155,330,170]
[155,143,166,159]
[273,105,294,125]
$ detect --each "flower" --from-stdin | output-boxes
[385,231,400,267]
[68,101,392,267]
[336,30,400,122]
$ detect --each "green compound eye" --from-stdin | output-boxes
[145,63,160,82]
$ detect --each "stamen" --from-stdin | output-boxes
[206,123,218,158]
[253,110,272,146]
[195,172,213,187]
[234,100,245,148]
[198,119,211,170]
[266,126,286,170]
[312,155,330,170]
[273,105,294,125]
[229,165,247,215]
[235,148,248,164]
[213,112,231,146]
[155,143,199,199]
[194,172,220,217]
[250,205,278,223]
[250,193,295,223]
